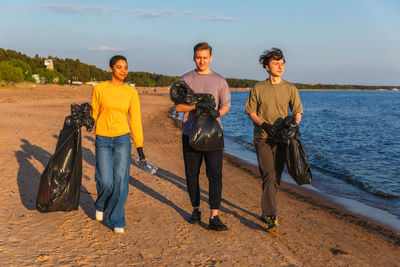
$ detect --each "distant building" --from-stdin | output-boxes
[85,81,99,86]
[32,74,42,84]
[44,59,54,70]
[71,81,82,86]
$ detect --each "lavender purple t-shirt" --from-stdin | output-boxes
[180,70,231,135]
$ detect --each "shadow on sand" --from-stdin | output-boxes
[16,135,265,230]
[130,160,266,230]
[15,138,96,219]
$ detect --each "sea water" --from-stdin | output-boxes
[221,90,400,230]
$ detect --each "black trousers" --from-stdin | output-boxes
[182,135,223,210]
[254,138,285,216]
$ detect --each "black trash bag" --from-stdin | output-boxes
[273,116,299,144]
[169,82,223,151]
[189,93,223,151]
[189,116,224,151]
[169,81,217,115]
[193,93,217,117]
[36,103,94,212]
[285,133,312,185]
[170,80,197,105]
[273,116,312,185]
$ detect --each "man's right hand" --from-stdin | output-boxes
[195,101,214,110]
[261,122,276,137]
[208,109,220,118]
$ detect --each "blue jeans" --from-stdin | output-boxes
[95,134,131,228]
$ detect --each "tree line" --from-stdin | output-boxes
[0,48,397,89]
[0,48,181,86]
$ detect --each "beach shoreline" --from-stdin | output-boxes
[221,135,400,233]
[170,112,400,235]
[1,84,399,265]
[224,153,400,234]
[170,94,400,235]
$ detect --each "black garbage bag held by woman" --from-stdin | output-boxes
[36,103,94,212]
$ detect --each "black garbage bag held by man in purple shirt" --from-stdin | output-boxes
[170,81,224,151]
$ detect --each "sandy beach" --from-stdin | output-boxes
[0,84,399,266]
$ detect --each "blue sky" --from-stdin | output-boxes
[1,0,399,85]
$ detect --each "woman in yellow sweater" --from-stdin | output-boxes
[91,55,145,234]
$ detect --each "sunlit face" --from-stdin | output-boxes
[266,59,285,78]
[194,49,212,73]
[109,59,128,81]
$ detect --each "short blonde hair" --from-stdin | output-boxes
[193,42,212,56]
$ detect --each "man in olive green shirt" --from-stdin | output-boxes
[245,48,303,230]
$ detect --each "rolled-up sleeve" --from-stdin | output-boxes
[290,87,303,114]
[245,87,258,114]
[219,80,231,108]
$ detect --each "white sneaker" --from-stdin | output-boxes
[114,227,124,234]
[95,210,104,221]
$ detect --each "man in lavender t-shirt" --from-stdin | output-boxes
[175,42,231,231]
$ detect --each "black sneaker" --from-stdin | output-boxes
[208,216,228,231]
[260,215,278,230]
[188,209,201,224]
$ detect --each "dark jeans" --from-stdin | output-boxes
[182,135,223,210]
[254,138,285,216]
[95,134,131,228]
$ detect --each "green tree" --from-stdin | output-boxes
[34,68,65,84]
[55,71,66,85]
[0,61,24,84]
[0,48,6,62]
[8,59,34,82]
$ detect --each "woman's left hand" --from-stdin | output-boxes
[137,147,146,161]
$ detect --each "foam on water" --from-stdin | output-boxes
[171,90,400,231]
[220,91,400,231]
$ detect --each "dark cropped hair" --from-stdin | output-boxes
[109,55,127,68]
[193,42,212,56]
[259,48,285,68]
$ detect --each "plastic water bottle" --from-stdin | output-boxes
[132,155,158,175]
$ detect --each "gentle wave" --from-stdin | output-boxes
[233,137,399,199]
[310,164,398,199]
[233,138,255,152]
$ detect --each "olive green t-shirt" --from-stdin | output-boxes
[245,79,303,139]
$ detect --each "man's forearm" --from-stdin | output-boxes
[248,113,263,126]
[218,106,230,117]
[295,113,302,124]
[175,103,195,112]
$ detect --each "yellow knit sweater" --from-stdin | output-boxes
[91,81,143,147]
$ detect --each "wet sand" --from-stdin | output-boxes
[0,84,399,266]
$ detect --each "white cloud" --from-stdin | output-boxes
[194,14,238,22]
[0,8,27,13]
[89,46,125,52]
[39,4,128,15]
[135,9,181,18]
[39,4,238,22]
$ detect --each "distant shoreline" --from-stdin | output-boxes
[230,88,400,92]
[128,86,400,93]
[2,83,399,94]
